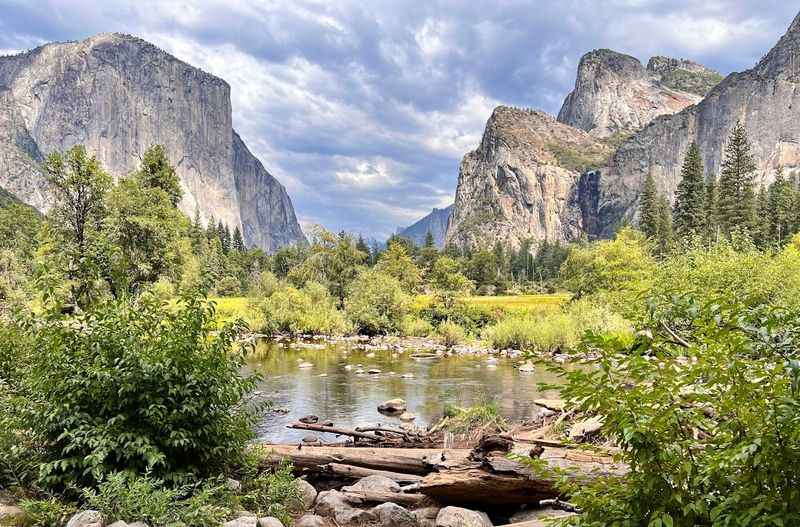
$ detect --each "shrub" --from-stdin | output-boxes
[260,282,350,336]
[443,403,507,433]
[435,320,466,347]
[540,296,800,526]
[20,296,260,488]
[344,269,411,335]
[83,472,232,527]
[239,462,302,526]
[248,270,279,298]
[400,316,433,337]
[215,275,242,297]
[18,498,76,527]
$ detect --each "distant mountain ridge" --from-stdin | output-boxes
[0,33,305,252]
[398,205,453,248]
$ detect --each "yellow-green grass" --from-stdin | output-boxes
[414,293,569,313]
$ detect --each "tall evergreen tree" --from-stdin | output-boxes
[704,175,719,241]
[673,142,706,238]
[718,122,757,236]
[755,185,770,248]
[424,231,435,248]
[639,173,659,238]
[656,195,673,255]
[768,168,796,245]
[355,235,370,259]
[232,225,245,252]
[221,223,232,254]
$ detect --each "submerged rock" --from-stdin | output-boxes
[378,399,407,415]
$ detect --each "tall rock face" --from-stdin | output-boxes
[557,49,721,138]
[445,107,610,250]
[398,204,453,248]
[0,33,305,252]
[594,12,800,237]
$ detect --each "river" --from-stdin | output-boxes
[247,339,564,443]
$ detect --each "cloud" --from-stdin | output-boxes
[0,0,798,239]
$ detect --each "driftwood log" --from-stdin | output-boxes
[287,421,440,448]
[257,443,626,506]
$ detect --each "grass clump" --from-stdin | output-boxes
[400,316,433,337]
[17,498,76,527]
[239,462,303,526]
[444,403,507,433]
[435,320,467,347]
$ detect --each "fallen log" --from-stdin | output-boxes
[256,444,471,474]
[287,422,387,442]
[318,462,423,483]
[287,421,439,447]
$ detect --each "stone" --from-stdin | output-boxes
[518,361,535,373]
[108,522,128,527]
[315,489,376,524]
[0,505,26,524]
[296,478,318,510]
[569,415,605,442]
[342,475,401,494]
[299,415,319,424]
[294,515,326,527]
[399,412,416,421]
[302,434,320,443]
[371,502,418,527]
[435,506,492,527]
[534,398,566,412]
[66,510,104,527]
[378,398,407,414]
[256,518,284,527]
[0,33,305,252]
[224,516,257,527]
[226,477,242,493]
[414,506,440,527]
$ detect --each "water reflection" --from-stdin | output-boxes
[248,339,563,443]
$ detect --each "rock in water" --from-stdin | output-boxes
[0,33,305,252]
[378,398,407,415]
[435,506,493,527]
[299,415,319,424]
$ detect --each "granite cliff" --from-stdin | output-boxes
[0,33,305,252]
[448,11,800,249]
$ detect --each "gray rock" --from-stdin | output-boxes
[0,505,26,523]
[435,506,492,527]
[256,517,285,527]
[107,522,128,527]
[0,33,305,252]
[315,489,375,524]
[66,510,104,527]
[225,513,257,527]
[294,515,326,527]
[371,502,418,527]
[413,507,440,527]
[296,478,318,510]
[301,434,320,443]
[378,398,407,414]
[226,478,242,493]
[342,475,400,494]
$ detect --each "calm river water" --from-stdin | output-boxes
[247,339,563,443]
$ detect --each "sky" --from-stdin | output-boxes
[0,1,798,240]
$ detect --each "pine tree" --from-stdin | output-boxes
[755,185,769,247]
[206,215,216,242]
[768,168,796,245]
[639,173,659,238]
[704,175,719,241]
[190,208,204,249]
[232,225,245,252]
[355,235,370,259]
[673,142,706,238]
[718,121,757,236]
[221,223,232,254]
[424,231,435,248]
[656,194,673,255]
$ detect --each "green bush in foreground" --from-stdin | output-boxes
[239,461,302,526]
[12,296,260,489]
[536,296,800,526]
[18,497,76,527]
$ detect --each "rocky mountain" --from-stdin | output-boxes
[557,49,721,138]
[0,33,305,252]
[447,11,800,250]
[446,107,610,249]
[398,204,453,248]
[592,12,800,236]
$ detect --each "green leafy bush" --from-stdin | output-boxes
[18,296,259,488]
[239,462,302,526]
[541,295,800,526]
[435,320,466,347]
[344,269,411,335]
[83,472,232,527]
[260,282,351,336]
[18,498,76,527]
[400,316,433,337]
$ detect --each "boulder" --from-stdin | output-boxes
[67,511,105,527]
[295,515,326,527]
[399,412,416,421]
[569,415,604,442]
[414,507,440,527]
[435,506,492,527]
[302,434,320,443]
[226,478,242,493]
[296,479,318,510]
[342,475,400,494]
[257,518,284,527]
[315,490,376,524]
[378,398,407,414]
[371,502,418,527]
[107,522,128,527]
[0,505,26,524]
[225,513,257,527]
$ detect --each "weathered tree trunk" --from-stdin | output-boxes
[318,462,423,483]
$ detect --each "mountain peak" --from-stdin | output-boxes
[756,10,800,79]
